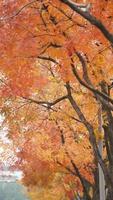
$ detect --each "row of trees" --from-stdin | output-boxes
[0,0,113,199]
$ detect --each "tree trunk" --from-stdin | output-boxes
[100,81,113,200]
[92,166,99,200]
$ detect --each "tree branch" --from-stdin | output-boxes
[65,82,113,186]
[71,62,113,106]
[74,52,113,111]
[57,160,91,200]
[75,52,92,86]
[60,0,113,44]
[70,159,91,200]
[38,55,58,64]
[22,95,68,108]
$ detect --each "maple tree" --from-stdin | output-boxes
[0,0,113,199]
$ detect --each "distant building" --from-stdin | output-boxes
[0,167,22,182]
[0,171,17,182]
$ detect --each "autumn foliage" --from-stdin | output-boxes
[0,0,113,200]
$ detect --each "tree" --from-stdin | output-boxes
[0,0,113,199]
